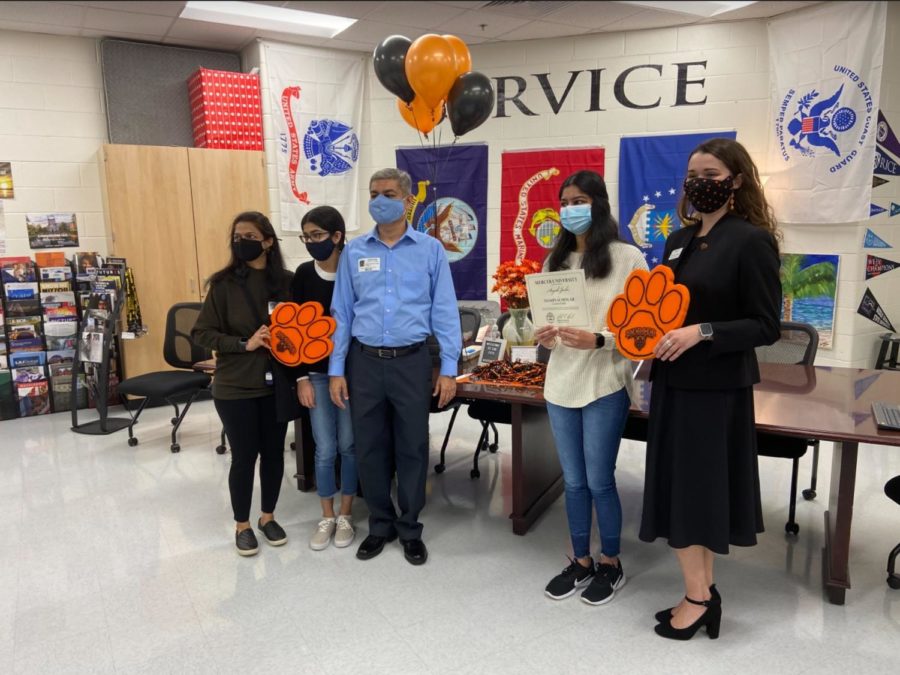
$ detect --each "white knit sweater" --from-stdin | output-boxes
[542,241,649,408]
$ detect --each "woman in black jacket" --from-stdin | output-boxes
[192,211,299,556]
[639,138,782,640]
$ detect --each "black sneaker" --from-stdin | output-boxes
[236,528,259,556]
[581,559,626,606]
[257,519,288,546]
[545,557,595,600]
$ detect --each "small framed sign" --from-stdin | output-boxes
[478,337,507,364]
[510,346,538,363]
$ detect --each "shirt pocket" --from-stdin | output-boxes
[399,271,430,304]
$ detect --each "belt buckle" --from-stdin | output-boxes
[378,347,393,359]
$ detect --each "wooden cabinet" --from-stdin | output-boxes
[99,144,268,377]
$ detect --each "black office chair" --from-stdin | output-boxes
[117,303,213,453]
[886,475,900,589]
[755,321,820,535]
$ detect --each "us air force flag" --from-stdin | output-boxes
[264,43,365,231]
[766,1,886,223]
[618,131,735,267]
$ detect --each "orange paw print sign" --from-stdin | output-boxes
[606,266,690,360]
[269,302,336,366]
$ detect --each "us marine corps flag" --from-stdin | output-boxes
[765,1,886,223]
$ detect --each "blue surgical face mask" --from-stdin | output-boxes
[560,204,592,234]
[368,194,407,225]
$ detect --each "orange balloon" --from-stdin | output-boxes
[397,97,443,134]
[405,34,458,109]
[442,34,471,76]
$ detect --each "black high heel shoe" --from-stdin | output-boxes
[654,595,721,640]
[654,584,721,623]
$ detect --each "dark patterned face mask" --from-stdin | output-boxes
[683,175,734,213]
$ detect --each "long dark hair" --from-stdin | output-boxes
[301,205,346,250]
[677,137,780,250]
[545,170,619,279]
[207,211,288,297]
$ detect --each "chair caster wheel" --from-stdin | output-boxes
[470,469,480,479]
[128,437,138,447]
[171,444,181,453]
[434,464,445,474]
[802,489,816,500]
[888,575,900,590]
[290,442,296,451]
[785,522,799,535]
[171,417,178,426]
[488,443,498,454]
[216,445,227,455]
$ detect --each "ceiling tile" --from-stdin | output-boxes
[81,28,166,42]
[431,1,483,7]
[2,1,86,26]
[0,19,83,36]
[166,17,256,48]
[543,1,645,29]
[703,0,821,21]
[281,1,384,19]
[83,7,176,33]
[435,8,532,39]
[596,8,695,32]
[334,18,430,44]
[472,1,575,19]
[367,2,467,30]
[87,1,186,17]
[493,20,591,41]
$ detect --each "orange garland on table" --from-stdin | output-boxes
[491,259,542,310]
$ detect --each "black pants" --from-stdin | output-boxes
[348,342,432,540]
[214,396,288,523]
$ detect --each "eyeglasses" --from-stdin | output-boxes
[299,231,331,244]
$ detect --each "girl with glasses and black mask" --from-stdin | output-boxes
[290,206,358,552]
[192,211,297,556]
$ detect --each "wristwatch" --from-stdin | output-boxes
[239,338,249,351]
[699,323,714,341]
[594,333,605,349]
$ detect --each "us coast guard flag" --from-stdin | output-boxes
[766,1,886,223]
[264,43,364,231]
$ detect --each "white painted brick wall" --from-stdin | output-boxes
[0,29,107,258]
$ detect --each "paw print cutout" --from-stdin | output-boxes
[606,266,690,360]
[269,301,336,367]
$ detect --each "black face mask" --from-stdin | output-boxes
[306,238,336,262]
[233,238,265,262]
[683,175,734,214]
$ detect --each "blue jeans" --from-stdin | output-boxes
[546,388,630,559]
[308,373,357,498]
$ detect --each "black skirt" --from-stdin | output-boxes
[639,369,764,554]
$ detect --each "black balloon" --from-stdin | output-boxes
[446,72,494,137]
[373,35,415,104]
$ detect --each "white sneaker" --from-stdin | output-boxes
[333,515,355,548]
[310,517,336,550]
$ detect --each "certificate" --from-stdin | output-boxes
[525,269,590,328]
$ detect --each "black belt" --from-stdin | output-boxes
[359,342,424,359]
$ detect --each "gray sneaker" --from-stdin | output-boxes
[310,518,336,550]
[333,515,355,548]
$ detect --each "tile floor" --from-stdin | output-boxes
[1,401,898,674]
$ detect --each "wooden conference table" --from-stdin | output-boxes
[450,362,900,606]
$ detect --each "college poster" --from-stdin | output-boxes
[499,148,604,266]
[264,43,365,231]
[396,144,488,300]
[26,213,79,249]
[618,131,736,267]
[765,1,886,223]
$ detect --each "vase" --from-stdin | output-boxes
[502,307,535,353]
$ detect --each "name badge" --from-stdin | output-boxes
[669,247,683,261]
[358,257,381,273]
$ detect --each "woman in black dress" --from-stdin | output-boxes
[639,138,782,640]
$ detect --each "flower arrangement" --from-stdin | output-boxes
[491,258,542,309]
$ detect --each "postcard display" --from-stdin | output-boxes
[0,253,127,427]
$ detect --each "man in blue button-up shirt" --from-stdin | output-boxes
[329,168,461,566]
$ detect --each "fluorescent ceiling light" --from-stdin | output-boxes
[180,1,356,38]
[615,1,758,18]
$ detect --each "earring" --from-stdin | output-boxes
[728,192,735,211]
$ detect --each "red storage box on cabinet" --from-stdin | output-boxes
[188,67,263,150]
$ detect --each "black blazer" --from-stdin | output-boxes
[650,214,782,390]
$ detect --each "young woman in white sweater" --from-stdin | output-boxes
[535,170,647,605]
